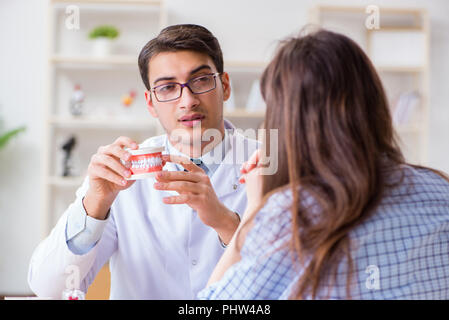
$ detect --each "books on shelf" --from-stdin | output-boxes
[392,90,420,126]
[246,80,266,112]
[224,79,236,111]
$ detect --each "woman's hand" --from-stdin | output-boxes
[239,149,264,214]
[207,150,265,286]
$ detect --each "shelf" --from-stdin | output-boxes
[376,66,425,73]
[315,5,425,16]
[52,0,163,7]
[49,115,157,130]
[51,54,137,66]
[51,56,268,71]
[367,26,424,32]
[224,109,265,118]
[48,112,264,130]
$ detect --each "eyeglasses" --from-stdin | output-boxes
[151,73,221,102]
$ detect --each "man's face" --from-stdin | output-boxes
[145,50,230,147]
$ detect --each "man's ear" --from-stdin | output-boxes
[220,72,231,101]
[145,90,158,118]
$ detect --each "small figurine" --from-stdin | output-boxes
[121,90,137,107]
[61,135,77,177]
[69,84,84,116]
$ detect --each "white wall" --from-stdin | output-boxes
[1,0,448,295]
[0,0,47,295]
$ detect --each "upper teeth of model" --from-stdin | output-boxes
[132,157,162,168]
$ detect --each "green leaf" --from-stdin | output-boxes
[0,126,26,150]
[88,25,120,39]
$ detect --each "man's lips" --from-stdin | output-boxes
[178,113,205,122]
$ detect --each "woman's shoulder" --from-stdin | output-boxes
[381,164,449,206]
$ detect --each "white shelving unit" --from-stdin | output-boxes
[309,5,430,165]
[42,0,168,237]
[42,0,267,238]
[223,61,266,131]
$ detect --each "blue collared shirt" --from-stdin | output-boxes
[198,165,449,299]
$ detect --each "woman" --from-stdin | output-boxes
[197,29,449,299]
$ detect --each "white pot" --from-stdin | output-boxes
[92,38,113,57]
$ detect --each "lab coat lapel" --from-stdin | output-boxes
[210,131,245,199]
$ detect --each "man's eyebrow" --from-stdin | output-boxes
[153,76,176,86]
[152,65,213,87]
[189,65,212,75]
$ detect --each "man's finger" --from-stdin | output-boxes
[154,181,203,194]
[162,194,191,205]
[161,154,203,172]
[113,136,138,149]
[155,170,202,183]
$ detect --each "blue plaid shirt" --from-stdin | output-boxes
[197,165,449,299]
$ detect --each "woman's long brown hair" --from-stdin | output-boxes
[251,28,409,299]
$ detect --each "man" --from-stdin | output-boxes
[28,24,258,299]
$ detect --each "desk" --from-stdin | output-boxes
[86,264,110,300]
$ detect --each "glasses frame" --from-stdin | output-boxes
[151,72,222,103]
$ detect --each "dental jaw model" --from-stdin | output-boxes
[126,146,165,180]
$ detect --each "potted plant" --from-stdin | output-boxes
[88,25,120,57]
[0,118,26,151]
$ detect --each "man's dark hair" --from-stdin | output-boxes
[138,24,224,90]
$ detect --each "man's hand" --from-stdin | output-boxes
[154,154,240,245]
[83,136,138,220]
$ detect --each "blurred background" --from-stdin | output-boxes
[1,0,448,298]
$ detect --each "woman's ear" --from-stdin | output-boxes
[220,72,231,101]
[145,90,158,118]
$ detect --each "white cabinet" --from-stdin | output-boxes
[42,0,167,236]
[310,5,430,166]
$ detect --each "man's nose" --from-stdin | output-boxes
[178,85,200,110]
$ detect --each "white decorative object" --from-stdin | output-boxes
[246,80,265,111]
[224,79,236,111]
[393,91,420,125]
[92,38,113,57]
[69,84,84,116]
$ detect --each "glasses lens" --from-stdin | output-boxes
[153,74,218,102]
[189,74,216,94]
[154,83,181,102]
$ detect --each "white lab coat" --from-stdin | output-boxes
[28,129,259,299]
